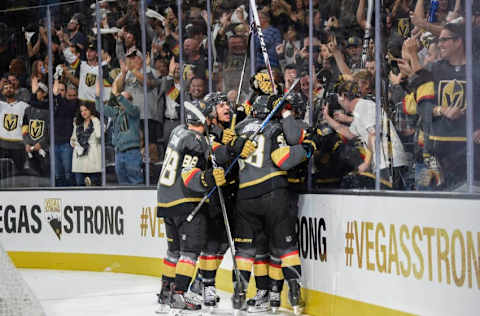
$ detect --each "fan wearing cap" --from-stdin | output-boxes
[95,70,143,185]
[21,77,51,178]
[76,42,112,103]
[344,36,363,71]
[115,47,162,158]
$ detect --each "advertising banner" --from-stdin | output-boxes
[1,190,479,315]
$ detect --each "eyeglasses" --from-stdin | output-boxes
[437,36,458,43]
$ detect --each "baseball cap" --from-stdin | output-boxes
[87,41,97,50]
[346,36,362,47]
[126,47,142,58]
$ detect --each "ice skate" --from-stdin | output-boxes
[287,279,304,315]
[203,285,218,312]
[156,281,172,314]
[170,290,202,312]
[246,289,270,313]
[188,277,204,305]
[269,291,281,314]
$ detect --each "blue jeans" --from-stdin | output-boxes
[54,143,74,186]
[115,148,143,185]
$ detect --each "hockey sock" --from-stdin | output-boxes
[175,255,197,292]
[233,255,253,287]
[269,256,284,292]
[216,254,224,270]
[253,254,270,290]
[163,256,177,280]
[199,252,217,286]
[280,250,302,280]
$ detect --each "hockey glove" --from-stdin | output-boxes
[303,129,325,154]
[228,136,257,159]
[419,155,443,188]
[240,139,256,159]
[212,167,226,186]
[301,142,315,159]
[222,128,236,145]
[202,167,226,188]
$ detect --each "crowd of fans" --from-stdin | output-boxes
[0,0,479,191]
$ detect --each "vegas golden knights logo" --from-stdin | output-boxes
[44,198,62,240]
[3,114,18,131]
[29,119,45,140]
[85,73,97,87]
[439,80,466,112]
[397,18,410,38]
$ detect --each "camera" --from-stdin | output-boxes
[325,92,341,116]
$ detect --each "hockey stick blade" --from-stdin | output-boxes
[184,101,207,125]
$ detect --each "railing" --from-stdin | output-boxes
[0,0,477,195]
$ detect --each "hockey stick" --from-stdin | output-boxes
[249,0,277,95]
[361,0,374,69]
[183,101,247,303]
[186,78,300,223]
[235,26,253,106]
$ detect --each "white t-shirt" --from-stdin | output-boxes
[349,99,408,169]
[0,100,29,142]
[78,61,111,102]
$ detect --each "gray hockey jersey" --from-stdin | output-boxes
[236,118,308,199]
[157,125,210,217]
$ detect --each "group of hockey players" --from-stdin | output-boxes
[155,67,375,315]
[155,69,325,315]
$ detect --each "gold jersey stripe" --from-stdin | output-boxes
[157,197,203,208]
[239,171,287,189]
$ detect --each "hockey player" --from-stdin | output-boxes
[231,94,319,315]
[246,92,312,314]
[156,100,227,312]
[157,102,225,310]
[190,92,256,310]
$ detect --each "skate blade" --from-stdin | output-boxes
[293,305,304,315]
[155,304,171,314]
[205,306,216,313]
[233,310,244,316]
[246,306,271,313]
[167,309,204,316]
[271,307,279,314]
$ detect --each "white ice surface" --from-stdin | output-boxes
[19,269,304,316]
